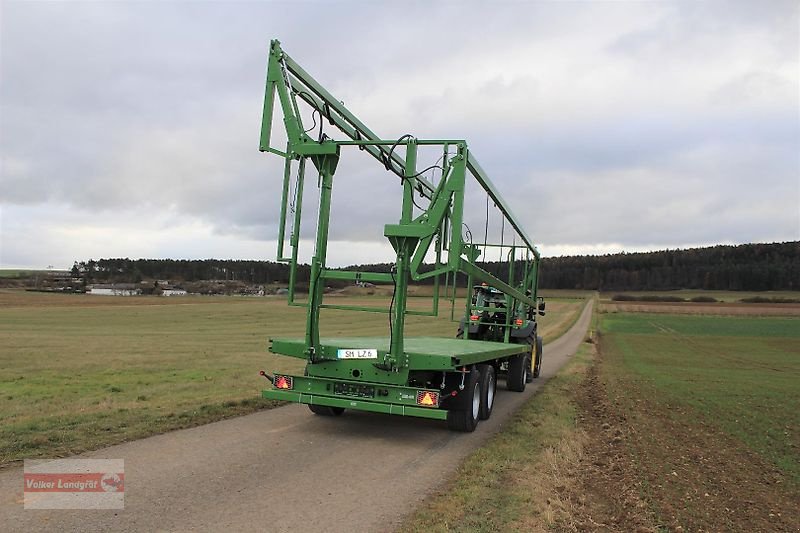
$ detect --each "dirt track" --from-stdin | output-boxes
[0,301,593,532]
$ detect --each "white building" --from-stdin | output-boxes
[88,284,141,296]
[162,288,188,296]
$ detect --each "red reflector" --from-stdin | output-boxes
[416,390,439,407]
[274,375,293,390]
[470,315,479,321]
[515,319,523,326]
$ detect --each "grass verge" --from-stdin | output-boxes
[401,342,595,532]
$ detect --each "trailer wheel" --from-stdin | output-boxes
[446,367,481,432]
[308,404,345,417]
[507,353,529,392]
[532,335,543,379]
[477,364,496,420]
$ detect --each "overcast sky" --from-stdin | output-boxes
[1,0,798,269]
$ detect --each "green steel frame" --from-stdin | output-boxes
[259,39,542,375]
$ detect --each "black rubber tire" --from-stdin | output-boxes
[308,404,345,416]
[525,338,535,383]
[477,364,496,420]
[457,329,479,341]
[446,367,481,432]
[521,333,536,383]
[507,353,529,392]
[532,335,543,378]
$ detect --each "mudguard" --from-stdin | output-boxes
[510,320,536,340]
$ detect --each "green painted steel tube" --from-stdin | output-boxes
[282,64,437,197]
[317,303,389,314]
[459,259,536,308]
[259,43,280,151]
[321,270,394,283]
[276,147,292,262]
[305,159,337,355]
[287,158,305,304]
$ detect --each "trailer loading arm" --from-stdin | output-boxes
[257,39,548,431]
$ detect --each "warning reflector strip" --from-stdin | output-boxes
[274,375,293,390]
[416,390,439,407]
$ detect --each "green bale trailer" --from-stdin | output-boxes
[259,40,545,432]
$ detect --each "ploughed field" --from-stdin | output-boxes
[403,300,800,532]
[581,310,800,531]
[0,289,583,466]
[600,289,800,317]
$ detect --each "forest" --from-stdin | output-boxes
[72,241,799,292]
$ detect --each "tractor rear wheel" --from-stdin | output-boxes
[519,332,538,383]
[507,353,529,392]
[532,335,543,378]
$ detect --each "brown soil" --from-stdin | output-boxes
[601,301,800,316]
[562,342,658,532]
[564,336,800,532]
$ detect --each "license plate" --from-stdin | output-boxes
[337,348,378,359]
[334,382,375,398]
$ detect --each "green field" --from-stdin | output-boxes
[602,313,800,482]
[404,308,800,531]
[0,290,584,466]
[0,269,66,278]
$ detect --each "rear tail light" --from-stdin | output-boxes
[416,390,439,407]
[470,315,480,321]
[274,375,293,390]
[515,319,523,326]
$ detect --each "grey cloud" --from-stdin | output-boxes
[1,1,797,269]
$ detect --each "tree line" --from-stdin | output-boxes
[71,258,310,285]
[73,241,799,291]
[534,241,799,291]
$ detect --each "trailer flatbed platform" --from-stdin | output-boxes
[264,336,530,421]
[270,336,529,370]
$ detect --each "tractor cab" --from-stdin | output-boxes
[468,283,510,338]
[471,283,507,310]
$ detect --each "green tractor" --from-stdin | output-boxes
[458,284,546,389]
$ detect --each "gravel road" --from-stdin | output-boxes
[1,300,593,532]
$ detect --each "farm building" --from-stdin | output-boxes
[162,288,187,296]
[88,283,141,296]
